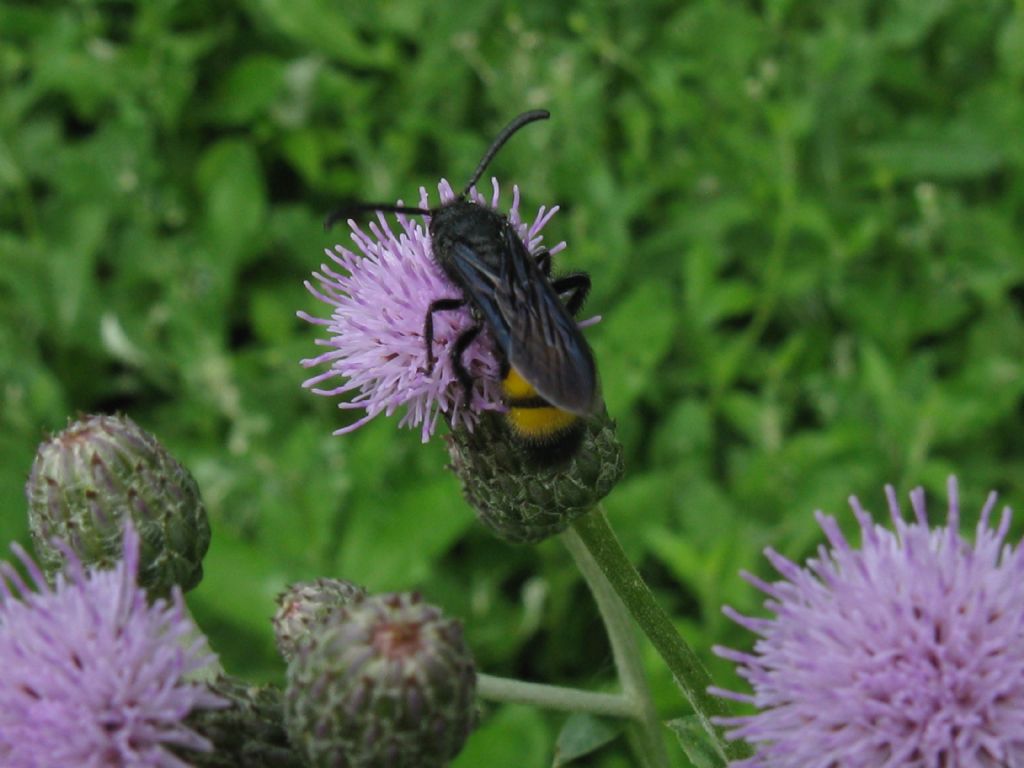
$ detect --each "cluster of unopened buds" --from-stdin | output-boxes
[8,413,478,767]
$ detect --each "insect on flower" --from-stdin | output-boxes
[322,111,600,459]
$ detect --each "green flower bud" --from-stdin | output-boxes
[181,676,304,768]
[273,578,368,663]
[285,592,477,768]
[25,413,210,595]
[446,408,624,543]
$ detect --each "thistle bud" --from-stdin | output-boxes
[446,408,624,543]
[285,592,477,768]
[181,676,304,768]
[25,413,210,595]
[272,578,367,662]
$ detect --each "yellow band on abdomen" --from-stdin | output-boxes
[506,405,578,440]
[502,368,536,400]
[502,367,581,443]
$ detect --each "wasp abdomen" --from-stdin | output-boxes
[502,368,584,463]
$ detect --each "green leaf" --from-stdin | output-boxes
[879,0,953,47]
[49,204,108,336]
[860,137,1003,179]
[31,19,123,118]
[0,428,39,546]
[246,0,396,68]
[0,138,24,188]
[196,140,268,262]
[337,476,474,590]
[280,129,325,184]
[552,713,622,766]
[591,280,676,412]
[452,706,550,768]
[998,8,1024,80]
[667,717,727,768]
[188,529,283,677]
[207,54,286,125]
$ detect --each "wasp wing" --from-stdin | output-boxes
[445,242,513,350]
[446,230,597,415]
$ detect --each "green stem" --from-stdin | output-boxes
[570,506,748,762]
[562,527,672,768]
[477,674,636,719]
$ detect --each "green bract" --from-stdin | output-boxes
[26,413,210,596]
[285,592,477,768]
[446,409,624,543]
[272,578,368,663]
[181,676,304,768]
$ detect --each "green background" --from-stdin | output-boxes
[2,1,1023,765]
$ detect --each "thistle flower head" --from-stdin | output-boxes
[299,179,565,441]
[0,523,225,767]
[712,477,1024,768]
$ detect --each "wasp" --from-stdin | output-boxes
[326,111,599,459]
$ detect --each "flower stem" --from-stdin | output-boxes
[477,674,636,719]
[562,525,672,768]
[569,506,747,762]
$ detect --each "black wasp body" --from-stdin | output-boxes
[327,110,599,456]
[426,197,597,417]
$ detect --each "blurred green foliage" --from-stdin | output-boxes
[2,0,1024,765]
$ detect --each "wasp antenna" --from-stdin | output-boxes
[324,203,431,231]
[462,110,550,197]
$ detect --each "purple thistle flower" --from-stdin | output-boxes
[0,524,225,768]
[712,477,1024,768]
[299,178,567,441]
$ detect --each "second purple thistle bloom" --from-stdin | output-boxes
[0,524,224,766]
[299,178,569,441]
[713,477,1024,767]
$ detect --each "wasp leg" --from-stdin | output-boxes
[449,323,483,408]
[533,248,552,276]
[550,272,591,317]
[534,248,590,315]
[424,297,467,370]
